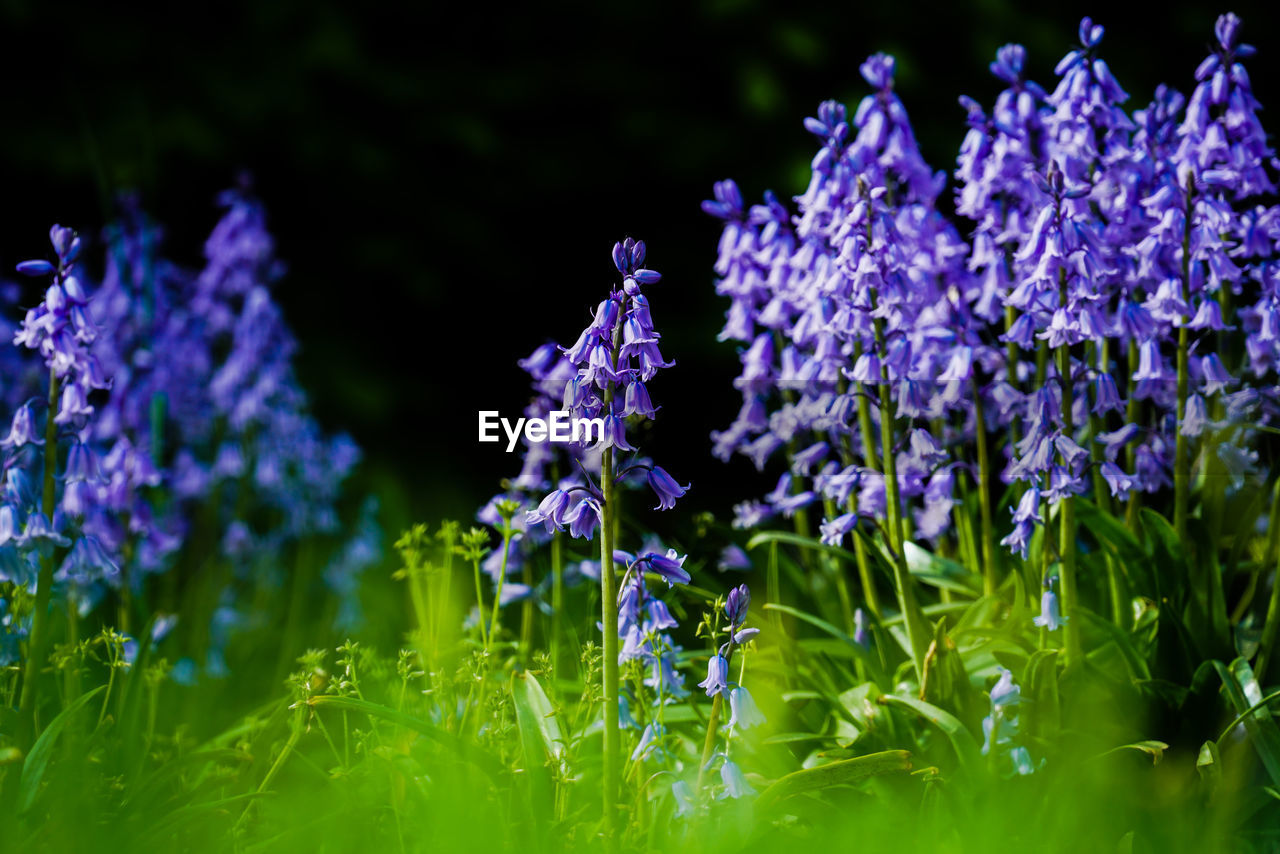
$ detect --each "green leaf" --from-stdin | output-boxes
[122,749,254,814]
[881,695,981,771]
[902,542,982,595]
[19,686,106,814]
[1139,508,1183,562]
[1096,740,1170,764]
[754,750,912,812]
[1211,659,1280,787]
[1075,498,1146,563]
[1025,650,1060,738]
[511,671,563,826]
[764,603,887,685]
[308,695,502,777]
[1197,740,1221,794]
[746,530,860,566]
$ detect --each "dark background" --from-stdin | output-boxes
[1,0,1276,537]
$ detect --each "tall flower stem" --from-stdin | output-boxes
[696,637,736,792]
[1174,179,1195,542]
[871,305,928,680]
[1055,345,1083,667]
[599,442,619,841]
[1124,339,1143,532]
[852,343,883,619]
[550,530,564,673]
[471,556,489,650]
[1089,340,1126,627]
[485,523,514,656]
[18,368,61,741]
[599,317,624,843]
[971,376,997,597]
[1254,478,1280,683]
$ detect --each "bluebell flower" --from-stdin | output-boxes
[565,498,600,540]
[728,685,766,729]
[671,780,696,817]
[1,403,44,449]
[725,584,750,629]
[618,694,639,730]
[630,722,666,762]
[647,466,689,511]
[819,512,859,547]
[525,489,571,534]
[0,505,18,546]
[17,512,69,549]
[638,549,690,587]
[853,608,870,647]
[1033,577,1067,631]
[717,544,751,572]
[719,759,756,799]
[699,654,730,697]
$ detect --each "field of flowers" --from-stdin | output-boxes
[2,10,1280,853]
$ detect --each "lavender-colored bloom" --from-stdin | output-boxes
[699,654,730,697]
[820,511,859,547]
[526,489,571,534]
[630,722,666,762]
[17,512,69,549]
[565,498,601,540]
[853,608,870,647]
[719,759,756,799]
[728,685,766,730]
[647,466,689,511]
[1,403,44,449]
[671,780,696,817]
[1033,578,1067,631]
[639,549,690,587]
[717,544,752,572]
[725,584,750,628]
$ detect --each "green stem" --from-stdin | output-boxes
[1254,479,1280,684]
[972,376,997,596]
[472,558,489,649]
[1124,339,1142,532]
[872,309,928,680]
[520,550,534,653]
[1056,344,1082,667]
[550,531,564,674]
[485,526,513,655]
[17,368,61,743]
[1174,177,1195,542]
[600,443,619,841]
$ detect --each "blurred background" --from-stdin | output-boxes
[1,0,1276,537]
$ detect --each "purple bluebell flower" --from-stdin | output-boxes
[725,584,750,629]
[671,780,696,817]
[853,608,870,647]
[647,466,689,511]
[1,403,44,449]
[699,654,730,697]
[1033,577,1067,631]
[638,549,690,587]
[719,759,756,799]
[630,722,666,762]
[717,544,751,572]
[728,685,766,729]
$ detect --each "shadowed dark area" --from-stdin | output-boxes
[1,0,1275,531]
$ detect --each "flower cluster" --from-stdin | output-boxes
[691,583,765,802]
[0,189,376,668]
[2,227,113,594]
[980,668,1036,775]
[706,12,1280,573]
